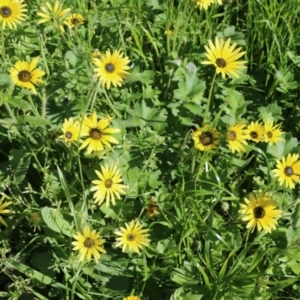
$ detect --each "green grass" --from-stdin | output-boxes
[1,0,300,299]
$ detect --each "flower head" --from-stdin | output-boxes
[91,164,128,207]
[59,118,80,144]
[192,0,221,10]
[240,190,282,233]
[273,153,300,189]
[264,121,284,145]
[37,0,71,32]
[227,122,248,153]
[192,125,221,151]
[93,50,130,89]
[145,199,159,218]
[202,37,247,78]
[72,226,106,262]
[79,112,120,154]
[115,220,150,254]
[92,50,102,59]
[245,121,265,143]
[0,0,27,29]
[65,13,84,28]
[0,195,11,226]
[10,57,45,94]
[123,296,140,300]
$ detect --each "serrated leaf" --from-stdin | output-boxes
[267,134,298,159]
[9,149,31,183]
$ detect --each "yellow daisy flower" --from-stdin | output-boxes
[273,153,300,189]
[192,125,221,151]
[65,13,84,28]
[10,57,45,94]
[227,122,248,153]
[37,0,71,33]
[79,112,120,154]
[201,37,247,78]
[0,0,27,29]
[145,199,159,218]
[240,190,282,233]
[245,121,265,143]
[264,121,284,145]
[72,226,106,262]
[192,0,216,10]
[59,118,80,144]
[91,164,128,207]
[123,296,140,300]
[115,220,150,255]
[93,50,130,89]
[0,195,11,227]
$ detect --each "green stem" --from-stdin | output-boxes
[28,93,41,117]
[4,102,17,123]
[203,72,217,125]
[103,89,121,119]
[1,27,5,60]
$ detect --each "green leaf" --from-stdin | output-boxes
[19,115,50,127]
[41,207,73,236]
[267,133,298,159]
[9,149,31,183]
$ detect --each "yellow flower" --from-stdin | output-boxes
[0,195,11,226]
[37,0,71,32]
[192,125,221,151]
[0,0,27,29]
[93,50,130,89]
[227,122,248,153]
[245,121,265,143]
[72,226,106,262]
[92,50,102,59]
[10,57,45,94]
[59,118,80,144]
[273,153,300,189]
[264,121,284,145]
[65,13,84,28]
[164,29,173,35]
[115,220,150,254]
[123,296,140,300]
[202,37,247,78]
[91,164,128,207]
[145,199,159,218]
[79,112,120,154]
[192,0,217,10]
[240,190,282,233]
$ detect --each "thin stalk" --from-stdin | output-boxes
[1,27,5,60]
[4,102,17,123]
[27,94,41,117]
[202,72,216,125]
[103,89,121,119]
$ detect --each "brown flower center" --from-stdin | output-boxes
[284,166,294,177]
[228,130,236,141]
[253,206,265,219]
[126,233,135,241]
[84,237,94,248]
[216,58,227,68]
[250,131,258,139]
[89,128,102,140]
[267,131,272,138]
[199,131,214,146]
[0,6,11,18]
[105,179,113,188]
[105,63,115,73]
[71,18,79,25]
[18,70,32,82]
[65,131,72,139]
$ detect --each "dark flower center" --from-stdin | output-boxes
[71,18,79,25]
[267,131,272,138]
[284,166,294,177]
[105,63,115,73]
[199,131,214,146]
[84,237,94,248]
[65,131,72,139]
[127,233,135,241]
[0,6,11,18]
[89,128,102,140]
[253,206,265,219]
[228,130,236,141]
[105,179,113,188]
[18,70,32,82]
[250,131,258,139]
[216,58,227,68]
